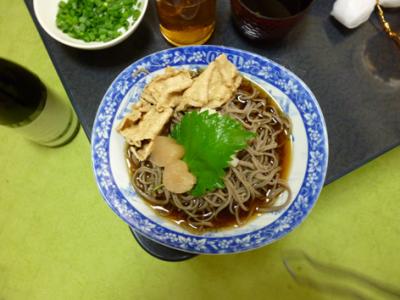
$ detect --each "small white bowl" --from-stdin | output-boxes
[33,0,148,50]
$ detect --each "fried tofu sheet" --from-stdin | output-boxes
[117,54,242,161]
[178,54,242,110]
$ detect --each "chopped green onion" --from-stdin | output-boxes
[56,0,141,43]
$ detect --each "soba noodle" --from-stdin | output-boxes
[129,80,292,231]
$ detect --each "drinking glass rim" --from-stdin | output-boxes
[157,0,211,8]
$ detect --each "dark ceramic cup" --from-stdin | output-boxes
[230,0,314,40]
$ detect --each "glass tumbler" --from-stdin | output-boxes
[155,0,216,46]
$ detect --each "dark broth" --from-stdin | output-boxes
[126,79,292,233]
[239,0,304,18]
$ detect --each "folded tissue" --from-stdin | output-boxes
[331,0,400,29]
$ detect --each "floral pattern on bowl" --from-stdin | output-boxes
[91,45,329,254]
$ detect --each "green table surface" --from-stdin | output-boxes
[1,2,399,300]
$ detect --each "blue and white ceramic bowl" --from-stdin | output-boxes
[91,45,329,254]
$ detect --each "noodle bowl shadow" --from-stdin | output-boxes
[91,46,329,254]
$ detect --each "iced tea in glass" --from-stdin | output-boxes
[155,0,216,46]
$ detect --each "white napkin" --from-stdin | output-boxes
[331,0,400,29]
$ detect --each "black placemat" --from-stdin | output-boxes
[24,0,400,184]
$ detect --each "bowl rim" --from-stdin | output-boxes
[33,0,149,50]
[231,0,315,21]
[91,45,329,254]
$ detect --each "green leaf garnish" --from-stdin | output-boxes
[171,111,255,197]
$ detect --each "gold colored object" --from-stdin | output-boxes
[376,0,400,47]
